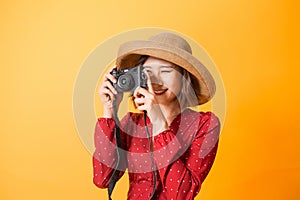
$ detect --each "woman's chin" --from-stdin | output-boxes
[156,94,179,106]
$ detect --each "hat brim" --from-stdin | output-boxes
[116,40,216,105]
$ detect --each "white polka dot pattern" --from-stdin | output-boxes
[92,109,220,199]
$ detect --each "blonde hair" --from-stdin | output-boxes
[177,69,200,108]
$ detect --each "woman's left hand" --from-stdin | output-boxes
[133,78,168,136]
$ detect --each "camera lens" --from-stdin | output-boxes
[117,74,134,91]
[141,71,147,80]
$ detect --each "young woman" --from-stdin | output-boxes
[93,32,221,199]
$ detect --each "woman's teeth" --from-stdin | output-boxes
[154,89,167,95]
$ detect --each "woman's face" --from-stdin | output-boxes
[143,57,182,105]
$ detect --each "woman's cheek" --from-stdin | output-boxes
[162,76,173,85]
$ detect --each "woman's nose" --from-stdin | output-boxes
[149,74,163,85]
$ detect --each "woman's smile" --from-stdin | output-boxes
[153,88,168,95]
[143,57,182,105]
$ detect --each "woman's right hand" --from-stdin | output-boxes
[98,66,123,118]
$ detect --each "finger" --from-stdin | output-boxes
[99,81,114,96]
[136,104,148,111]
[103,65,117,82]
[103,79,117,94]
[104,88,115,102]
[133,86,141,98]
[139,87,153,98]
[99,85,107,95]
[134,97,145,104]
[99,84,115,98]
[104,73,117,84]
[144,71,154,94]
[133,86,150,98]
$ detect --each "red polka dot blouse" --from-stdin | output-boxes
[93,108,220,199]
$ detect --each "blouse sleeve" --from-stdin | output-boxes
[92,113,131,188]
[152,112,220,199]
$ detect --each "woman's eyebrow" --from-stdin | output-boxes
[160,66,173,69]
[143,65,173,69]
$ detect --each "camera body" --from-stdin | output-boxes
[110,66,147,93]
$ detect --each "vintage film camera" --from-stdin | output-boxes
[110,65,147,93]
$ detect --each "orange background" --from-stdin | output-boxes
[1,0,299,199]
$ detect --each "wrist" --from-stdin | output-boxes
[103,108,113,118]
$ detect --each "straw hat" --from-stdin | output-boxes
[116,32,216,105]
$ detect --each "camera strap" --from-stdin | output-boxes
[107,101,157,200]
[143,111,157,200]
[107,99,123,200]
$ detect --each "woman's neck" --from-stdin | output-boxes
[160,101,182,126]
